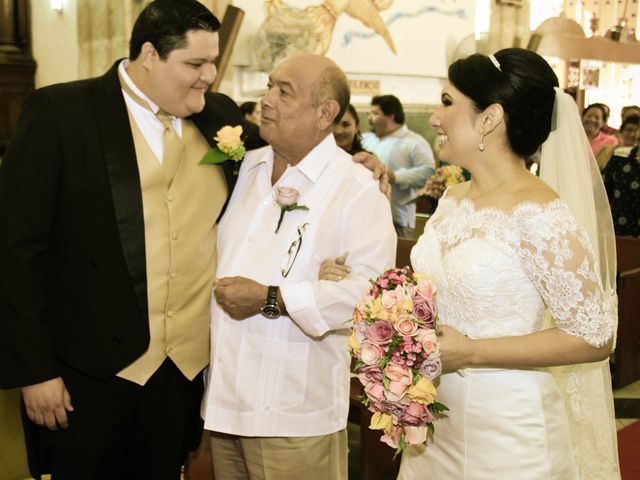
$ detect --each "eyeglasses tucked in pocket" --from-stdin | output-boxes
[281,222,309,278]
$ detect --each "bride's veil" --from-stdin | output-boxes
[540,88,620,478]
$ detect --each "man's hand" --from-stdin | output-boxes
[22,377,74,431]
[352,151,391,198]
[319,255,351,282]
[214,276,267,319]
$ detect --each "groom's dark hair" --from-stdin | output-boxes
[129,0,221,60]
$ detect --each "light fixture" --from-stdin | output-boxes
[51,0,63,12]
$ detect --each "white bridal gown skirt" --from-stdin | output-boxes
[398,368,579,480]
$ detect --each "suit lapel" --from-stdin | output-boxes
[93,61,148,321]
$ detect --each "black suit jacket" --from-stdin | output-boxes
[0,61,264,388]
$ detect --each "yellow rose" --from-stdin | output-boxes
[369,411,393,431]
[406,377,437,405]
[348,330,361,354]
[214,125,243,154]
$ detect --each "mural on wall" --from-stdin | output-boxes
[233,0,475,77]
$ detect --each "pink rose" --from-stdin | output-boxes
[380,426,403,449]
[275,186,299,206]
[416,329,440,358]
[404,425,428,445]
[419,358,442,380]
[395,316,419,336]
[380,289,397,309]
[384,363,413,401]
[394,284,408,299]
[398,402,434,427]
[369,399,392,416]
[364,382,385,402]
[360,340,384,365]
[415,278,436,300]
[358,364,384,384]
[412,296,436,328]
[366,320,394,345]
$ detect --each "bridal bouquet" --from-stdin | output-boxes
[349,266,447,455]
[419,165,465,200]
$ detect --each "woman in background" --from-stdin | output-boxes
[333,104,366,155]
[597,114,640,170]
[602,115,640,237]
[582,103,618,156]
[239,101,261,126]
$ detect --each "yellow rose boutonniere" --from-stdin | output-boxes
[200,125,246,164]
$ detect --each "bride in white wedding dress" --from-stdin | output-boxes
[323,48,620,479]
[396,49,620,479]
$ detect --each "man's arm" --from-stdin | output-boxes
[0,89,74,428]
[214,183,396,336]
[392,138,435,190]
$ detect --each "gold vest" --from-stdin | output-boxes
[117,93,228,385]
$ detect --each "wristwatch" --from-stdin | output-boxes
[260,285,281,319]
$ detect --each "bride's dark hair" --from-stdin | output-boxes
[448,48,559,158]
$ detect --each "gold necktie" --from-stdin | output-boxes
[156,110,183,182]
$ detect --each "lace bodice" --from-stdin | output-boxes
[411,195,615,347]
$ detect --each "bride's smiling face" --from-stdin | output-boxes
[430,82,480,165]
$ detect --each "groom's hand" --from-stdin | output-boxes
[214,276,267,320]
[22,377,74,431]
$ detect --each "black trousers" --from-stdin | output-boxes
[23,358,204,480]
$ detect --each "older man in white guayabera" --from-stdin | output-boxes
[201,54,396,480]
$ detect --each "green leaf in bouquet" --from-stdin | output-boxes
[379,356,391,370]
[353,359,364,372]
[429,401,450,413]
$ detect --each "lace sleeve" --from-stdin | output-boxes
[513,202,615,347]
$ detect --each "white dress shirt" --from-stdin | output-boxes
[363,125,435,228]
[202,134,396,437]
[118,60,182,163]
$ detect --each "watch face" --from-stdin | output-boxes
[261,305,281,319]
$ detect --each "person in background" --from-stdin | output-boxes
[239,100,261,126]
[201,54,395,480]
[598,114,640,170]
[621,105,640,123]
[582,102,618,156]
[362,94,435,238]
[333,103,366,155]
[602,116,640,237]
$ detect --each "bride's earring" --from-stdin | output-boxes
[478,130,485,151]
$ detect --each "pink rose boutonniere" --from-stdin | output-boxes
[200,125,246,165]
[274,186,309,233]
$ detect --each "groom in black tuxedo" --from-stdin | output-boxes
[0,1,262,478]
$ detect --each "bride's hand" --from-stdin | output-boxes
[318,255,350,281]
[438,325,474,373]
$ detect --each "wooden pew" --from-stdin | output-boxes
[349,237,417,479]
[612,236,640,389]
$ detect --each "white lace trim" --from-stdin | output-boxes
[423,196,614,347]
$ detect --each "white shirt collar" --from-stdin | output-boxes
[118,59,166,117]
[247,133,336,184]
